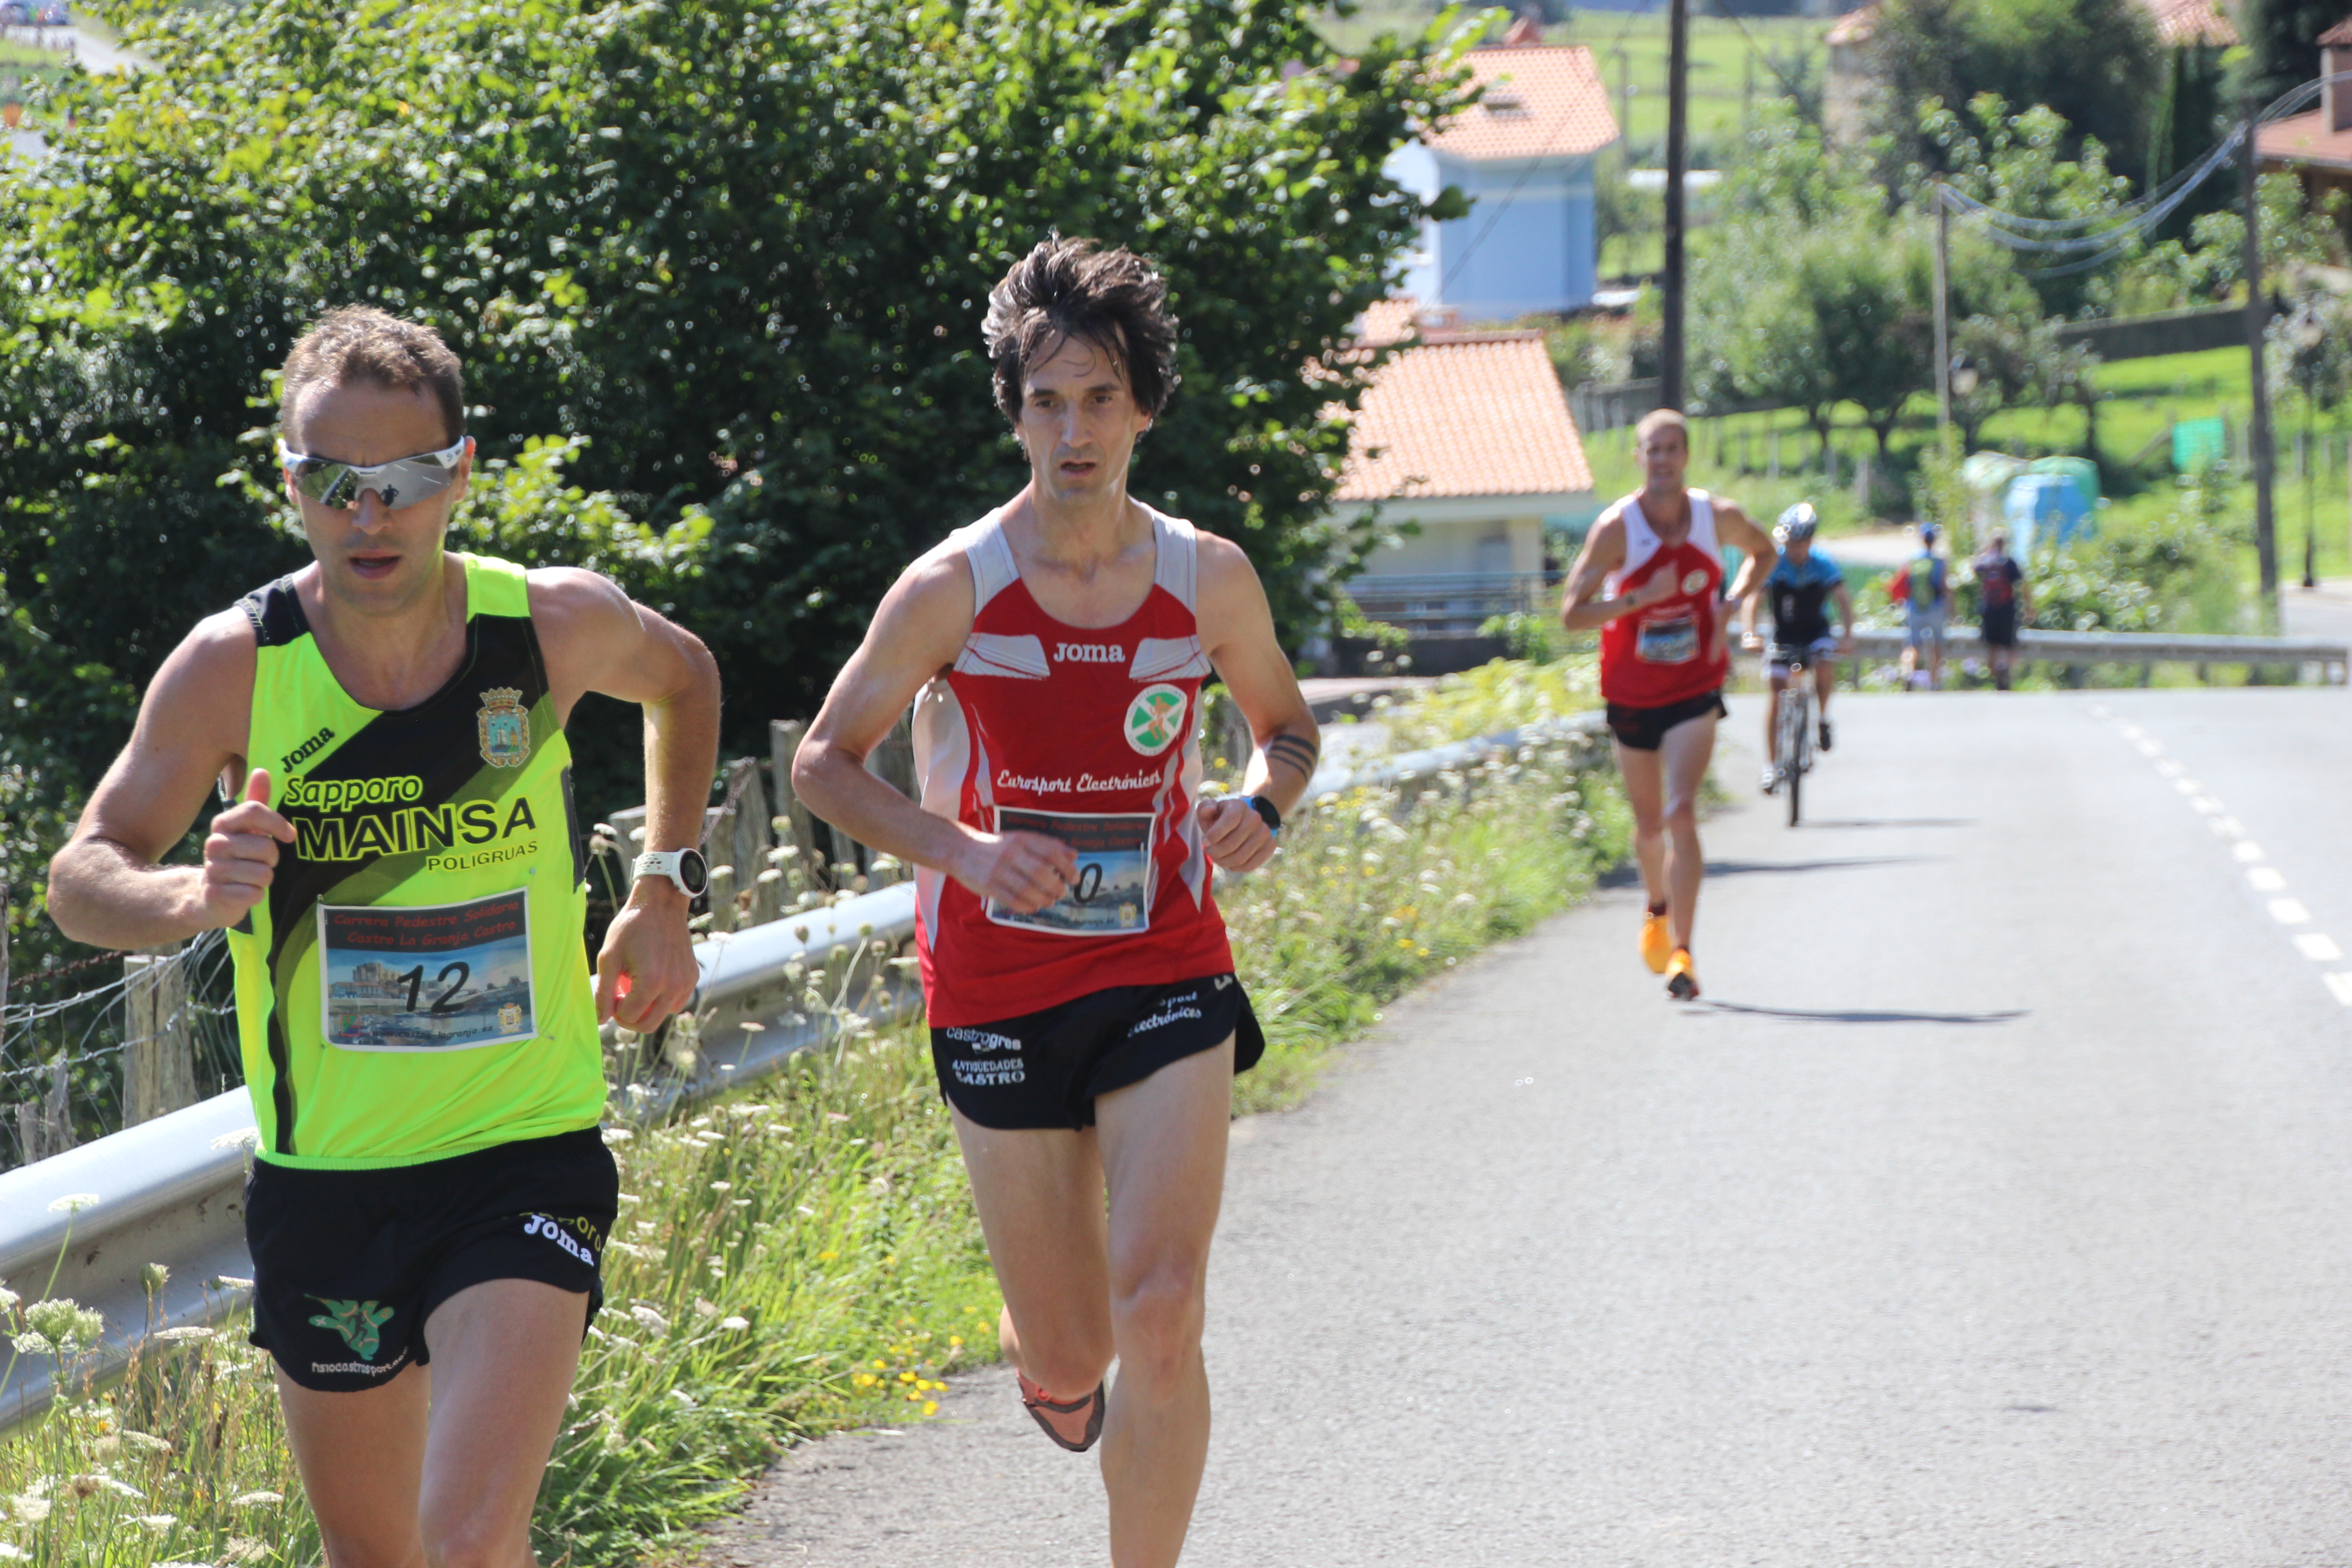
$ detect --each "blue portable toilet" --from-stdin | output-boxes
[2003,472,2094,559]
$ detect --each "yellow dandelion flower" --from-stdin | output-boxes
[949,1336,964,1348]
[818,1250,838,1262]
[924,1400,940,1416]
[872,1359,887,1369]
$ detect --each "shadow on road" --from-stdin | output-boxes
[1692,1000,2029,1026]
[1797,817,1977,830]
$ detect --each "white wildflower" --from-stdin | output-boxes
[45,1193,100,1214]
[229,1490,283,1507]
[628,1305,670,1334]
[132,1513,179,1532]
[720,1316,750,1331]
[601,1127,634,1145]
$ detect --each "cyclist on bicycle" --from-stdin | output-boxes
[1742,504,1853,794]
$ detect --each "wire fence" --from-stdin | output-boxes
[0,924,243,1175]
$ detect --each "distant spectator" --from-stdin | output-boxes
[1889,523,1950,691]
[1972,529,2030,691]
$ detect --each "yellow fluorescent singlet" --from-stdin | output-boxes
[225,554,606,1168]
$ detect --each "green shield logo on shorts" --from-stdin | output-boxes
[1125,683,1187,757]
[308,1297,395,1362]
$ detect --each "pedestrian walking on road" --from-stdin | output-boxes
[1973,529,2030,690]
[1892,523,1952,691]
[793,236,1319,1568]
[1559,408,1773,1001]
[44,307,721,1566]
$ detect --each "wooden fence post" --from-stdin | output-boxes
[16,1058,72,1166]
[768,720,824,889]
[122,946,196,1126]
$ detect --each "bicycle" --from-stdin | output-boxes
[1772,650,1816,828]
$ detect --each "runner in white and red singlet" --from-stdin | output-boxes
[794,236,1319,1568]
[1559,409,1773,1000]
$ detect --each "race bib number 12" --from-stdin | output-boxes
[318,889,537,1052]
[986,808,1154,936]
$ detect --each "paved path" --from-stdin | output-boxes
[701,688,2352,1567]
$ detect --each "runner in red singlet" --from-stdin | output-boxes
[794,237,1319,1568]
[1559,409,1773,1000]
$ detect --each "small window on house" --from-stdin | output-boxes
[1485,89,1529,116]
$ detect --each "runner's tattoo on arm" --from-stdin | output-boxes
[1264,732,1320,784]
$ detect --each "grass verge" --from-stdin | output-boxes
[0,684,1627,1566]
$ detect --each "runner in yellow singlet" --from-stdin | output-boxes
[46,307,721,1564]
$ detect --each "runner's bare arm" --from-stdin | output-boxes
[794,548,1077,915]
[47,612,279,951]
[1832,582,1857,650]
[1558,510,1675,632]
[1197,532,1316,875]
[1713,501,1774,606]
[530,567,721,1030]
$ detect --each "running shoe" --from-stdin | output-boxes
[1017,1371,1106,1453]
[1760,763,1779,795]
[1665,947,1700,1001]
[1640,908,1675,974]
[1818,719,1833,752]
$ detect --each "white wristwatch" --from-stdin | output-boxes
[632,847,710,897]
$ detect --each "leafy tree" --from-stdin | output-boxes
[1871,0,2162,181]
[2144,43,2231,242]
[0,0,1473,827]
[1924,94,2141,318]
[2232,0,2342,110]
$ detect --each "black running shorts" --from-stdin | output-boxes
[931,974,1265,1131]
[1981,605,2019,647]
[1605,688,1729,753]
[245,1127,617,1393]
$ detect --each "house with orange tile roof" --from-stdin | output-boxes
[1383,43,1620,322]
[2256,17,2352,228]
[1328,303,1597,646]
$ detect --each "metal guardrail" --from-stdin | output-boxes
[0,710,1609,1429]
[1842,627,2350,682]
[1341,572,1562,637]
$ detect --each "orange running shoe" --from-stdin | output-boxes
[1639,908,1674,974]
[1665,947,1700,1001]
[1017,1370,1106,1452]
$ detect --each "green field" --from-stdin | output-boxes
[1317,5,1829,164]
[1568,345,2352,589]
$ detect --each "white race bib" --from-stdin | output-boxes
[318,889,537,1053]
[986,808,1155,936]
[1636,612,1699,665]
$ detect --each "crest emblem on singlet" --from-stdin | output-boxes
[1124,683,1188,757]
[1681,568,1710,595]
[476,688,531,769]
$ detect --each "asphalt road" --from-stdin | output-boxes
[701,686,2352,1567]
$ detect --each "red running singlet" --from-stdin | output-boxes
[911,505,1236,1027]
[1598,489,1729,709]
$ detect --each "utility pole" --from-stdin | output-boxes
[2242,105,2279,623]
[1933,185,1952,456]
[1660,0,1690,411]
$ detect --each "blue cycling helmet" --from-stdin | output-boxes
[1774,503,1818,546]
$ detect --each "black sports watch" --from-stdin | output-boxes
[632,847,710,897]
[1244,794,1282,835]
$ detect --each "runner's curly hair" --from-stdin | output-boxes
[279,306,466,446]
[982,237,1180,423]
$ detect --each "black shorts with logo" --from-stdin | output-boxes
[245,1127,617,1393]
[1605,688,1729,752]
[931,974,1265,1131]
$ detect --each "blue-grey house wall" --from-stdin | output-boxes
[1387,143,1600,320]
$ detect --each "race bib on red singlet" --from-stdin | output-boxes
[1635,611,1699,664]
[986,807,1155,936]
[317,890,536,1052]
